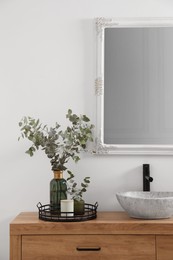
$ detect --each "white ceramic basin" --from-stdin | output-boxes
[116,191,173,219]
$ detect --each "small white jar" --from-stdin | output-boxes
[61,199,74,217]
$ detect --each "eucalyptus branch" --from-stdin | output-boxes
[67,170,90,201]
[19,109,94,171]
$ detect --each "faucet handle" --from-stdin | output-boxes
[145,176,153,182]
[143,164,153,191]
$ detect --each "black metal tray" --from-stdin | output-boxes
[37,202,98,222]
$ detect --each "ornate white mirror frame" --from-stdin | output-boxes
[95,17,173,155]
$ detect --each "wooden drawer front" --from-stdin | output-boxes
[157,235,173,260]
[22,235,155,260]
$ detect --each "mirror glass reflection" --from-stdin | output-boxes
[104,27,173,145]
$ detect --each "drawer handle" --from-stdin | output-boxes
[76,247,101,251]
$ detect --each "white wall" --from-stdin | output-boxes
[1,0,173,258]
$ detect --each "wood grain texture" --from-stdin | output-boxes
[10,235,21,260]
[10,211,173,235]
[10,212,173,260]
[157,235,173,260]
[22,234,155,260]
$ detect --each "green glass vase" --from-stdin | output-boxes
[50,171,67,210]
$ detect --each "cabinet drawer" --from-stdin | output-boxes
[157,235,173,260]
[22,235,155,260]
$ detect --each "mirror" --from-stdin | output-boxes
[95,18,173,154]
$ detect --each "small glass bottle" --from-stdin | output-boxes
[50,171,67,211]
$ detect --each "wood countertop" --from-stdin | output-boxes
[10,211,173,236]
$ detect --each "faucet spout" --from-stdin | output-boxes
[143,164,153,191]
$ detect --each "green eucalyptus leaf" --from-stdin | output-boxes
[68,109,72,115]
[19,109,94,179]
[82,115,90,122]
[84,179,90,184]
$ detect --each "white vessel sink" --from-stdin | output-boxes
[116,191,173,219]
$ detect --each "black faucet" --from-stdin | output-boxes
[143,164,153,191]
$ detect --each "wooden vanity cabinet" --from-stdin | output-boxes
[10,212,173,260]
[156,236,173,260]
[21,235,155,260]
